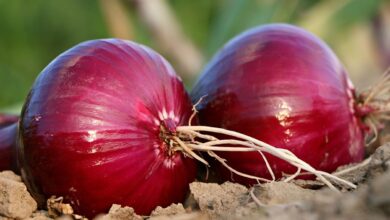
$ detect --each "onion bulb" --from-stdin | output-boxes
[191,24,367,185]
[19,39,196,217]
[0,113,19,172]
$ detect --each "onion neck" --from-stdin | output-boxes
[354,72,390,144]
[159,118,190,157]
[159,121,176,156]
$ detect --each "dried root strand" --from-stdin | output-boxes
[365,115,379,145]
[47,196,86,220]
[188,95,206,126]
[47,196,74,217]
[363,68,390,105]
[249,187,265,207]
[176,125,357,191]
[332,157,372,177]
[207,151,271,183]
[283,167,302,183]
[258,150,276,181]
[173,136,209,166]
[181,129,218,141]
[360,68,390,145]
[189,139,276,180]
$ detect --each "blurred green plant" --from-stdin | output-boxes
[0,0,388,113]
[0,0,108,112]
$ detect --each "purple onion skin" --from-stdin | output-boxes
[0,114,19,171]
[0,114,19,129]
[191,24,365,185]
[19,39,196,217]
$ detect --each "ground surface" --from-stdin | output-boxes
[0,144,389,220]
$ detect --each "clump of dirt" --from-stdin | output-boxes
[252,181,316,205]
[301,169,390,220]
[367,170,390,215]
[149,212,208,220]
[28,211,53,220]
[150,203,186,217]
[95,205,142,220]
[187,180,318,219]
[172,144,390,220]
[0,171,22,182]
[0,170,37,219]
[0,144,389,220]
[367,143,390,178]
[187,181,248,218]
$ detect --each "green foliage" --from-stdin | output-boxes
[0,0,108,110]
[0,0,386,112]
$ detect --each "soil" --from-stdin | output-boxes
[0,144,389,220]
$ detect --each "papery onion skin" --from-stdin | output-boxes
[191,24,365,185]
[19,39,196,217]
[0,114,19,171]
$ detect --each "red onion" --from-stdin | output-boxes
[19,39,196,217]
[0,113,19,128]
[191,24,366,185]
[0,114,19,172]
